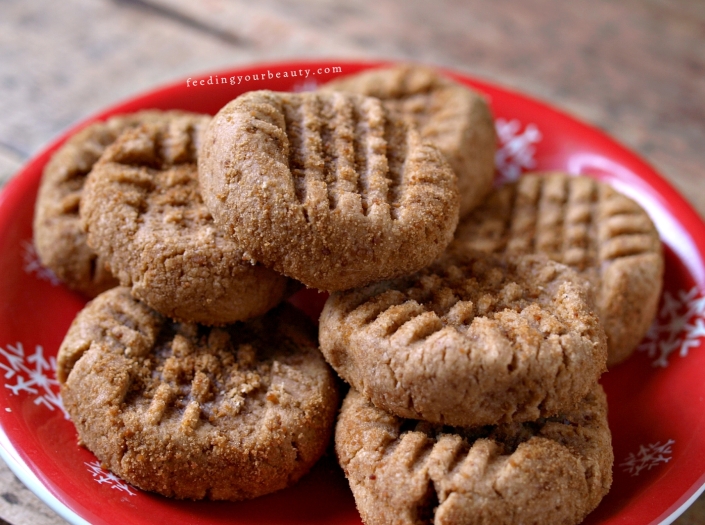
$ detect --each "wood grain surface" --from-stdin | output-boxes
[1,0,704,523]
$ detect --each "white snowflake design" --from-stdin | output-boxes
[85,461,137,496]
[494,118,542,186]
[620,440,675,476]
[0,342,67,418]
[22,240,60,286]
[637,286,705,367]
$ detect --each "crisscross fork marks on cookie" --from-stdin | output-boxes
[281,92,404,221]
[56,287,162,383]
[105,118,204,170]
[464,173,659,271]
[452,172,664,367]
[33,111,207,298]
[82,112,291,326]
[96,119,213,225]
[506,175,599,266]
[138,324,276,431]
[336,388,613,525]
[340,255,563,347]
[59,291,338,501]
[320,251,607,427]
[322,64,497,217]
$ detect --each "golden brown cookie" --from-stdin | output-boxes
[58,287,339,500]
[33,110,204,297]
[80,116,290,325]
[336,385,612,525]
[319,249,607,427]
[198,89,460,292]
[451,172,664,366]
[323,64,497,216]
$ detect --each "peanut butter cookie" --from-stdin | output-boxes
[198,90,460,291]
[80,116,290,325]
[33,110,203,297]
[320,249,607,427]
[336,385,612,525]
[451,172,664,366]
[58,287,339,500]
[323,64,496,216]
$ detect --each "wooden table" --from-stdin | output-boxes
[1,0,704,523]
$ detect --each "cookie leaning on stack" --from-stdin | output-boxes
[33,110,205,297]
[79,115,291,326]
[198,89,461,291]
[319,249,607,427]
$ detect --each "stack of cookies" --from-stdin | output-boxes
[32,64,663,523]
[37,109,341,501]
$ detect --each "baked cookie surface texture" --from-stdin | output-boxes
[320,249,607,427]
[33,110,204,297]
[58,287,339,500]
[336,386,613,525]
[80,115,290,325]
[452,172,664,366]
[323,64,497,216]
[198,89,460,292]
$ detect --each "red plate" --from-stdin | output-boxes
[1,60,705,525]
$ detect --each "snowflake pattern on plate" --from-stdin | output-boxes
[0,342,67,418]
[620,440,675,476]
[85,461,137,496]
[494,118,542,185]
[21,240,60,286]
[638,286,705,367]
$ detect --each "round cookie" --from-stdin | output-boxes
[198,89,460,292]
[58,287,339,501]
[451,172,664,366]
[319,249,607,427]
[33,110,204,297]
[336,385,613,525]
[80,116,290,325]
[323,64,497,217]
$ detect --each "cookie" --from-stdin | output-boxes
[451,172,664,366]
[80,116,291,325]
[336,385,612,525]
[319,249,607,427]
[58,287,339,501]
[323,64,496,216]
[33,110,203,297]
[198,89,460,292]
